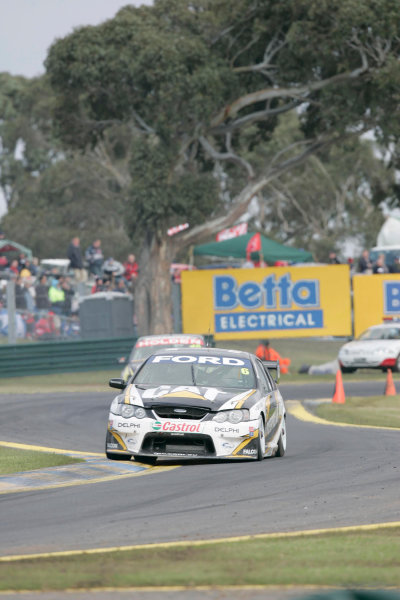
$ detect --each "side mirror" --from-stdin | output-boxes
[262,360,280,383]
[109,378,127,390]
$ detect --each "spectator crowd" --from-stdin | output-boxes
[1,224,399,340]
[0,229,139,340]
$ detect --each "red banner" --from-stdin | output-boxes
[167,223,189,236]
[216,223,247,242]
[246,232,262,256]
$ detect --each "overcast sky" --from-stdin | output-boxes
[0,0,152,78]
[0,0,152,218]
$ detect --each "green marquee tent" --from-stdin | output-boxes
[193,233,313,264]
[0,239,33,260]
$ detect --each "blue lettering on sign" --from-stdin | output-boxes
[384,281,400,314]
[214,274,320,310]
[215,310,324,333]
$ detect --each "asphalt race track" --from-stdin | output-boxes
[0,380,399,558]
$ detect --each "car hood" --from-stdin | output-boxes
[129,384,258,411]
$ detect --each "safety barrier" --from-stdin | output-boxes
[0,337,135,378]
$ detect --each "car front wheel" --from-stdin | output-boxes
[275,417,287,458]
[106,450,132,461]
[256,415,265,461]
[133,455,158,465]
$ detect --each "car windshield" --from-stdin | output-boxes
[358,327,400,340]
[134,355,256,389]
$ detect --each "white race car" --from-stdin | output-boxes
[106,347,287,464]
[338,322,400,373]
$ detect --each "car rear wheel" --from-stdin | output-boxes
[133,455,158,465]
[394,354,400,372]
[256,415,265,461]
[275,417,287,458]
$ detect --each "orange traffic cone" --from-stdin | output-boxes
[384,369,396,396]
[332,369,346,404]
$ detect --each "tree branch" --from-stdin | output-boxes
[198,135,254,178]
[180,134,339,248]
[211,65,369,128]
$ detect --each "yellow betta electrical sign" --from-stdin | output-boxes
[353,274,400,338]
[181,265,352,340]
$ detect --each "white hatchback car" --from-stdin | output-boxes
[338,323,400,373]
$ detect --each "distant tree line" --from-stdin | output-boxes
[1,0,399,333]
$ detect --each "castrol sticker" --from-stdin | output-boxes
[151,421,202,433]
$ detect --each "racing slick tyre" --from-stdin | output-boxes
[340,365,356,374]
[106,451,132,461]
[133,455,158,465]
[256,416,265,461]
[275,418,287,458]
[394,354,400,373]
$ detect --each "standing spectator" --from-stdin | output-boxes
[255,339,291,374]
[59,276,74,315]
[242,257,255,268]
[358,249,373,274]
[123,254,139,282]
[35,275,51,311]
[0,255,8,271]
[390,257,400,273]
[18,252,28,271]
[48,266,61,287]
[8,259,19,276]
[91,276,106,294]
[373,254,389,274]
[102,257,124,280]
[85,239,104,277]
[19,261,32,278]
[15,276,27,310]
[31,257,40,275]
[113,278,128,293]
[67,236,87,282]
[34,312,60,340]
[48,278,65,314]
[22,279,36,314]
[328,251,341,264]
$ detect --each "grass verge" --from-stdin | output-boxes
[0,447,84,475]
[0,339,390,391]
[1,528,399,591]
[0,369,119,393]
[314,396,400,428]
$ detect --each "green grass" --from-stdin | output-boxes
[0,338,390,390]
[0,447,84,475]
[315,396,400,428]
[1,528,399,591]
[216,338,389,383]
[0,369,119,393]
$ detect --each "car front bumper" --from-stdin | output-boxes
[106,416,268,459]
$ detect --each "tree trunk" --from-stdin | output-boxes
[136,231,174,335]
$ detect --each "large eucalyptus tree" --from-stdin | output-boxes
[44,0,400,333]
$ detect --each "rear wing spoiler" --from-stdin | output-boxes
[262,360,280,383]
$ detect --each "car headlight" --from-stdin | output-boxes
[110,397,122,415]
[119,404,147,419]
[213,409,249,424]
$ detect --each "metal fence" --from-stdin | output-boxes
[0,337,135,378]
